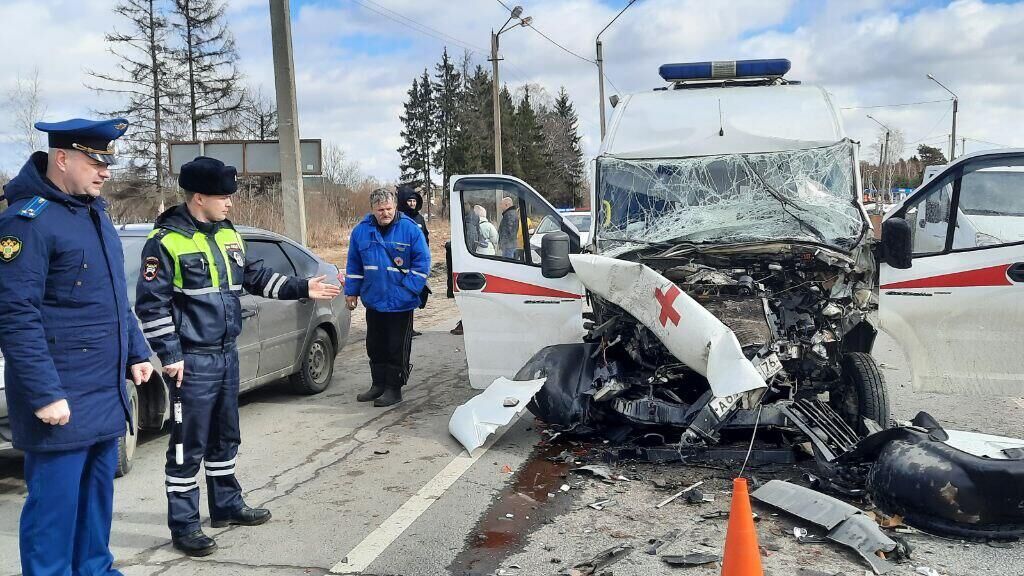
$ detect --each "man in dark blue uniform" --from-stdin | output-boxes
[0,118,155,576]
[135,157,341,556]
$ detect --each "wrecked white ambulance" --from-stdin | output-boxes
[449,59,883,445]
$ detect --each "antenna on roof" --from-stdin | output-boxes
[718,99,725,137]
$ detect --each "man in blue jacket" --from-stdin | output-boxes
[345,187,431,407]
[0,118,154,576]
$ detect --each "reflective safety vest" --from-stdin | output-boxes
[134,204,306,364]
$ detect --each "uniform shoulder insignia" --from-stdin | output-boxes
[17,197,50,220]
[0,236,23,263]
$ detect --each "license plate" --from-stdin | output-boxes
[709,393,742,418]
[755,353,783,381]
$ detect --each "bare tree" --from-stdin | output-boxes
[88,0,180,203]
[233,86,278,140]
[322,143,365,189]
[7,69,48,158]
[171,0,243,140]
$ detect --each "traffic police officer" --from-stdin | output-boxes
[0,118,154,576]
[135,156,340,556]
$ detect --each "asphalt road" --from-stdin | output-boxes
[0,302,1022,576]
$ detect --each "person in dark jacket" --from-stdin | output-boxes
[134,157,340,557]
[344,187,431,406]
[498,195,520,259]
[396,184,429,336]
[396,184,429,245]
[0,118,154,576]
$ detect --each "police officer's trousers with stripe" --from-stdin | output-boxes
[164,352,244,536]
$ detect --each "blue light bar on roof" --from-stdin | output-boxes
[659,59,791,82]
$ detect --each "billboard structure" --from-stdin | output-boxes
[168,139,322,176]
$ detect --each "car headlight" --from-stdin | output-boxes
[976,232,1002,247]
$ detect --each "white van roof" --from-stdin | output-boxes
[600,83,845,159]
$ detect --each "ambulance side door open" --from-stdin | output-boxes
[879,151,1024,396]
[450,175,586,389]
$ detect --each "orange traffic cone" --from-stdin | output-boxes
[720,478,764,576]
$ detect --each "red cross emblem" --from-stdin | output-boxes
[654,285,682,327]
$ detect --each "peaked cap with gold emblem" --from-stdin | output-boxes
[33,117,129,165]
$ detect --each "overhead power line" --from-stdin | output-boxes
[350,0,487,55]
[841,98,952,111]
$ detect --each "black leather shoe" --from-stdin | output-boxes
[172,530,217,557]
[373,385,402,407]
[357,383,386,402]
[211,506,272,528]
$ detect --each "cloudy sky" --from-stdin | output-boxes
[1,0,1022,180]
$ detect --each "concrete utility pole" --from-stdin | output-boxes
[490,30,503,174]
[927,74,959,161]
[489,6,529,175]
[867,114,892,207]
[270,0,306,244]
[596,0,637,139]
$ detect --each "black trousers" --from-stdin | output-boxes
[366,309,413,388]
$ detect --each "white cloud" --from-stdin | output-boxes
[1,0,1022,180]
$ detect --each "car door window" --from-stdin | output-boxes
[954,165,1024,249]
[903,178,955,256]
[456,179,565,266]
[280,242,319,278]
[245,240,296,293]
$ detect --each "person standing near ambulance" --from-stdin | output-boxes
[344,187,431,407]
[135,156,340,556]
[0,118,154,576]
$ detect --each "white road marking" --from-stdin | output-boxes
[330,416,519,574]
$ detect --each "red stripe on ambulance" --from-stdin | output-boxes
[880,264,1012,289]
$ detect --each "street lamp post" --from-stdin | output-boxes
[490,6,530,174]
[927,73,959,161]
[596,0,637,140]
[867,114,892,207]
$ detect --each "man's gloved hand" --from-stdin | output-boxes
[308,275,342,300]
[35,399,71,426]
[163,361,185,388]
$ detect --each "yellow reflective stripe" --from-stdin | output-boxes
[192,234,219,288]
[213,227,243,286]
[158,230,218,289]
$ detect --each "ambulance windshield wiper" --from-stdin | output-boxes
[740,155,828,244]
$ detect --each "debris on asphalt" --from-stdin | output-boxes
[914,567,942,576]
[752,480,897,574]
[661,552,720,567]
[700,510,729,520]
[570,464,613,480]
[563,544,633,576]
[560,484,571,492]
[372,449,389,455]
[448,377,546,452]
[644,528,681,555]
[587,499,616,511]
[655,480,704,509]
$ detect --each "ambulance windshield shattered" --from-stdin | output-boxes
[596,140,864,255]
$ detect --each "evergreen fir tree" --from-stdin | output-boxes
[552,87,585,207]
[433,48,462,197]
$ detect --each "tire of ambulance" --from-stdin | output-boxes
[116,382,139,478]
[832,352,890,434]
[290,327,335,395]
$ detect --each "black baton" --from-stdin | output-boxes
[171,386,184,465]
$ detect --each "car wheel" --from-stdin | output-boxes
[832,352,890,434]
[290,327,335,395]
[116,383,139,478]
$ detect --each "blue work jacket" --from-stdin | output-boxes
[0,153,150,452]
[344,213,430,313]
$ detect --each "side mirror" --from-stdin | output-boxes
[881,217,913,270]
[541,231,572,278]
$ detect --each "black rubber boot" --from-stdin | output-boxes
[172,530,218,557]
[373,384,402,407]
[373,366,403,407]
[358,365,388,402]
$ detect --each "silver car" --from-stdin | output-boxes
[0,224,351,476]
